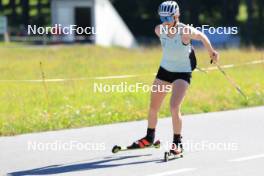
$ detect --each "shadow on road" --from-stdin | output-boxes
[8,154,161,176]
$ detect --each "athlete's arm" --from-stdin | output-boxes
[184,26,219,63]
[155,25,161,37]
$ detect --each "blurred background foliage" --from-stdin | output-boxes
[0,0,263,46]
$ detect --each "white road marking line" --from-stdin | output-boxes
[0,75,144,83]
[249,60,264,64]
[94,75,139,79]
[229,154,264,162]
[146,168,197,176]
[0,74,156,83]
[221,64,235,68]
[199,59,264,72]
[205,66,218,71]
[0,60,263,83]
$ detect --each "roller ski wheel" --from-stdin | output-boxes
[164,149,183,162]
[164,152,170,162]
[153,140,161,148]
[112,145,122,153]
[112,140,160,154]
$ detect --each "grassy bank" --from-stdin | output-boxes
[0,44,264,135]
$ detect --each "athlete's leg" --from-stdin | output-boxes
[170,79,189,150]
[127,79,170,149]
[148,79,171,129]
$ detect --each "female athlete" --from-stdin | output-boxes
[128,1,219,155]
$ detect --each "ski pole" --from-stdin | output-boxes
[211,60,248,100]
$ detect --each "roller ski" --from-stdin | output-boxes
[164,143,184,162]
[112,128,158,153]
[112,137,160,154]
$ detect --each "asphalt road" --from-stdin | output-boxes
[1,106,264,176]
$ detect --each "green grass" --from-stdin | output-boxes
[0,43,264,136]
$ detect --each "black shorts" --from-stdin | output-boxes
[156,66,192,84]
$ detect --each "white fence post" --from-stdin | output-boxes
[0,16,9,43]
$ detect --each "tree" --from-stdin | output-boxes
[221,0,240,25]
[36,0,44,25]
[246,0,253,44]
[0,0,3,13]
[257,0,263,24]
[21,0,29,26]
[8,0,17,25]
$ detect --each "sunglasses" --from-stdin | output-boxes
[160,16,174,23]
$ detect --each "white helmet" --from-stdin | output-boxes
[158,1,180,17]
